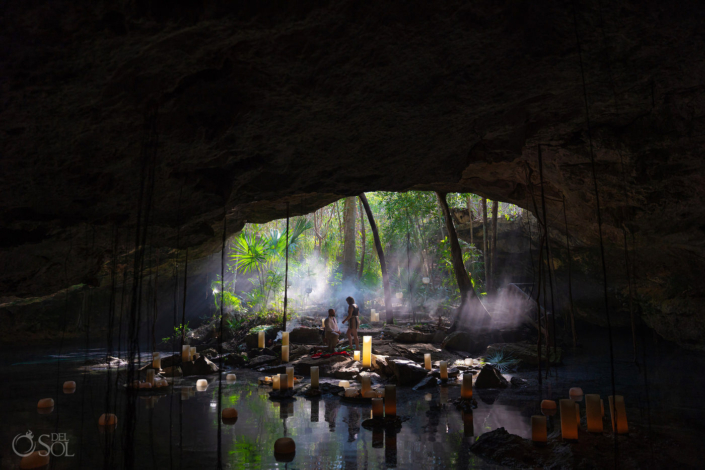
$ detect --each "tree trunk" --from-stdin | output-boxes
[358,197,366,280]
[491,200,498,292]
[482,198,489,291]
[437,192,492,332]
[343,197,357,281]
[359,193,393,324]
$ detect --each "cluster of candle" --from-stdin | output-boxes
[370,309,380,322]
[533,387,628,444]
[181,345,198,362]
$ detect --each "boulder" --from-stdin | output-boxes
[394,330,436,343]
[382,325,409,340]
[412,374,436,390]
[389,359,430,386]
[247,355,278,368]
[474,365,509,389]
[249,348,277,358]
[289,327,322,344]
[510,376,527,388]
[291,354,349,376]
[162,366,182,378]
[181,355,219,376]
[244,326,282,349]
[223,353,247,367]
[484,342,562,366]
[442,331,487,353]
[159,354,180,369]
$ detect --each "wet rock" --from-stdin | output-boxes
[442,331,487,353]
[393,343,443,363]
[484,342,562,366]
[333,364,362,380]
[289,327,322,344]
[394,330,436,343]
[474,365,509,389]
[389,359,429,386]
[247,355,278,368]
[292,354,349,376]
[159,354,180,369]
[181,355,219,376]
[510,376,527,388]
[162,366,182,378]
[249,348,277,358]
[412,374,436,390]
[223,353,247,367]
[470,427,536,468]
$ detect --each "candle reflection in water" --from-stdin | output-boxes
[310,398,320,422]
[280,401,294,420]
[372,428,384,448]
[385,428,398,467]
[462,411,474,437]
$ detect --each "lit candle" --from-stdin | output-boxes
[338,380,350,388]
[281,345,289,362]
[226,374,236,381]
[424,353,432,370]
[585,394,602,432]
[461,373,473,399]
[354,351,361,361]
[279,373,288,391]
[311,366,319,389]
[286,367,294,389]
[182,345,190,362]
[440,361,448,380]
[274,437,296,454]
[190,346,197,360]
[569,387,583,400]
[362,336,372,367]
[575,403,580,423]
[541,399,557,416]
[146,369,155,386]
[273,375,280,390]
[258,330,265,348]
[345,387,359,397]
[222,408,238,420]
[532,415,547,444]
[608,395,628,434]
[98,413,118,427]
[37,398,54,409]
[384,385,397,417]
[560,399,578,440]
[196,379,208,391]
[464,358,473,366]
[372,398,383,418]
[63,381,76,392]
[361,373,371,395]
[282,332,289,347]
[152,352,161,369]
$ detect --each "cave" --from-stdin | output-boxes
[2,1,705,469]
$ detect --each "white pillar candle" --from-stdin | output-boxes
[282,332,289,346]
[461,373,473,399]
[182,345,191,362]
[226,374,237,381]
[146,369,155,386]
[354,351,361,361]
[532,415,547,444]
[273,375,281,390]
[279,373,288,391]
[361,373,371,395]
[286,367,294,388]
[196,379,208,391]
[345,387,359,397]
[338,380,350,388]
[37,398,54,409]
[362,336,372,367]
[152,352,161,369]
[311,366,319,389]
[258,330,265,348]
[569,387,584,400]
[281,345,289,362]
[372,397,383,418]
[190,347,197,361]
[384,385,396,417]
[585,394,602,432]
[560,399,578,440]
[440,361,448,380]
[608,395,628,434]
[541,400,557,416]
[424,353,432,370]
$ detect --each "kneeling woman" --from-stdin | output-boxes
[342,296,360,351]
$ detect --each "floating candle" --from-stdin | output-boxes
[440,361,448,380]
[274,437,296,454]
[541,399,557,416]
[279,374,288,391]
[372,398,384,418]
[311,366,319,388]
[464,358,473,366]
[286,367,294,388]
[585,394,602,432]
[608,395,628,434]
[226,374,236,381]
[37,398,54,409]
[361,373,371,396]
[338,380,350,388]
[461,373,473,399]
[384,385,397,417]
[273,375,280,390]
[152,352,161,369]
[281,345,289,363]
[221,408,238,419]
[99,413,118,426]
[424,353,432,370]
[139,382,152,389]
[532,415,547,444]
[345,387,359,398]
[196,379,208,391]
[354,351,361,361]
[569,387,584,399]
[63,381,76,392]
[146,369,155,386]
[560,399,578,440]
[282,332,289,347]
[362,336,372,367]
[20,450,50,469]
[258,330,265,348]
[182,345,191,363]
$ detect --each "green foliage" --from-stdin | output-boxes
[481,347,519,372]
[162,322,190,344]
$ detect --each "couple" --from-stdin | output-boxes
[324,296,360,352]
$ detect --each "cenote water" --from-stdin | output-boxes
[3,329,704,469]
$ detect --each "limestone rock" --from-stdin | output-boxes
[247,355,277,368]
[181,355,219,376]
[289,327,322,344]
[389,359,430,386]
[474,365,509,389]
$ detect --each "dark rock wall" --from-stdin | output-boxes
[2,1,705,347]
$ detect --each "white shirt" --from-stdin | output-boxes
[324,317,339,335]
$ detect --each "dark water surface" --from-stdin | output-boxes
[2,329,704,469]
